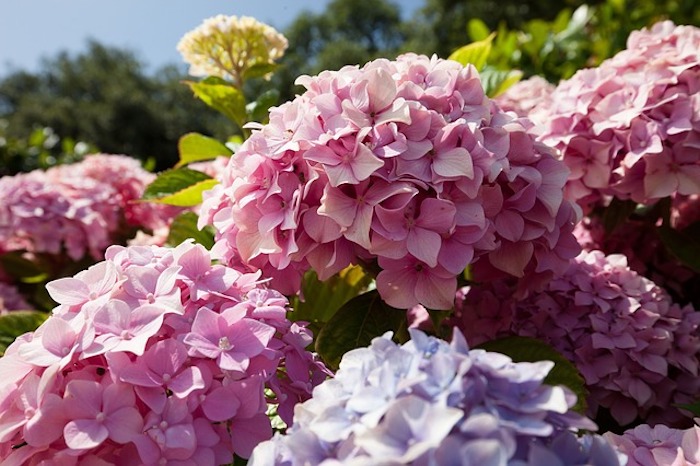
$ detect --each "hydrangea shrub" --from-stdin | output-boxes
[200,53,580,310]
[450,250,700,428]
[249,329,625,465]
[0,241,327,464]
[0,154,181,262]
[531,21,700,209]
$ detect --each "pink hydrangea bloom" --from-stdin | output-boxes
[0,154,181,261]
[574,193,700,307]
[0,241,328,464]
[605,423,700,466]
[0,281,30,314]
[493,75,555,118]
[450,250,700,428]
[533,21,700,209]
[199,54,579,310]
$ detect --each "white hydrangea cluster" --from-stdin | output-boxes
[177,15,288,86]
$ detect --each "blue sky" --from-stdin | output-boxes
[0,1,424,77]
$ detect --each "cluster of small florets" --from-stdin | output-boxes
[177,14,288,85]
[494,75,555,118]
[0,281,30,314]
[0,154,180,261]
[199,53,580,310]
[0,241,328,464]
[605,423,700,466]
[451,250,700,427]
[249,329,624,466]
[532,21,700,209]
[574,195,700,307]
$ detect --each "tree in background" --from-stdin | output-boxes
[0,41,230,172]
[269,0,409,102]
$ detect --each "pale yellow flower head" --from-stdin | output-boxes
[177,15,288,86]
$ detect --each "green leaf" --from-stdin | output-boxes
[246,89,280,125]
[480,67,523,97]
[0,311,48,356]
[315,290,408,370]
[166,212,215,249]
[0,252,49,284]
[176,132,232,168]
[290,265,373,324]
[186,77,247,127]
[467,18,491,41]
[142,168,218,207]
[448,32,496,71]
[677,401,700,417]
[658,224,700,273]
[242,62,279,81]
[602,198,638,234]
[477,336,588,414]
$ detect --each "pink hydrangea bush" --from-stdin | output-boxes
[605,423,700,466]
[0,241,327,464]
[449,250,700,428]
[532,21,700,210]
[199,53,580,310]
[0,154,181,261]
[574,194,700,307]
[494,75,555,118]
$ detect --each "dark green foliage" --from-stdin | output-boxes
[0,41,230,171]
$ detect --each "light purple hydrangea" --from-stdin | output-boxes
[199,53,580,310]
[0,241,328,464]
[605,423,700,466]
[451,250,700,428]
[249,329,624,466]
[0,281,30,314]
[0,154,182,261]
[532,21,700,210]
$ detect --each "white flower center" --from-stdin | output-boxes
[218,336,232,350]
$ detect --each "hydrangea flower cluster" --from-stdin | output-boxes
[605,423,700,466]
[199,53,580,310]
[450,250,700,427]
[0,154,180,261]
[574,196,700,307]
[249,329,624,466]
[532,21,700,209]
[494,75,555,118]
[0,281,30,314]
[177,15,288,86]
[0,241,328,464]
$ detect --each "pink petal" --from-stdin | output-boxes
[350,144,385,182]
[64,419,108,450]
[488,241,534,278]
[230,413,273,458]
[415,272,457,311]
[45,278,89,305]
[202,386,241,422]
[104,407,143,444]
[433,147,473,179]
[407,228,442,268]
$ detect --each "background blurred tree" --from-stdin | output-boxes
[268,0,409,102]
[0,41,230,171]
